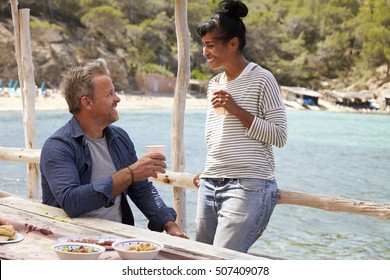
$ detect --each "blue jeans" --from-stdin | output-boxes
[195,178,279,253]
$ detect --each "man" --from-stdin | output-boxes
[40,58,188,238]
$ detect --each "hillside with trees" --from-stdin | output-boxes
[0,0,389,93]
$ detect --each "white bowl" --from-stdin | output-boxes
[53,242,105,260]
[112,239,163,260]
[57,236,120,250]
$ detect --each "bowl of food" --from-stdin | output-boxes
[53,242,105,260]
[57,236,119,250]
[112,239,163,260]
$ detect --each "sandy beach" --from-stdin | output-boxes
[0,94,208,111]
[2,92,387,114]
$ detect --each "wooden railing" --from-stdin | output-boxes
[1,146,389,221]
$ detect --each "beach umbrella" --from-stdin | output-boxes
[41,82,46,95]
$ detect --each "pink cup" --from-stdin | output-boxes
[146,145,165,155]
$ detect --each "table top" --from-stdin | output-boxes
[0,193,269,260]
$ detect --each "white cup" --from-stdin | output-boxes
[146,145,165,155]
[214,106,227,115]
[212,87,228,115]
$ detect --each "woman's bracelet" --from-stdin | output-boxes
[127,166,134,185]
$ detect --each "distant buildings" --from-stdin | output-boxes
[134,73,208,98]
[281,86,390,113]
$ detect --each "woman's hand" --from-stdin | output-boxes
[193,173,201,188]
[211,89,239,114]
[212,89,255,128]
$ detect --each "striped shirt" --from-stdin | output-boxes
[200,63,288,180]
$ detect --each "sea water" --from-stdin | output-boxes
[0,109,389,260]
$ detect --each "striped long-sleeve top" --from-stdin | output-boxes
[200,63,288,180]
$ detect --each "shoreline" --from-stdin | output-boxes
[1,94,388,115]
[0,94,208,111]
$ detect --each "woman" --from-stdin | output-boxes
[193,0,288,253]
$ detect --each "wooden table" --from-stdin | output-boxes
[0,192,270,260]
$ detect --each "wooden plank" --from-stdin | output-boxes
[0,194,268,260]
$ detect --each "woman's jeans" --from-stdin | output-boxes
[195,178,279,253]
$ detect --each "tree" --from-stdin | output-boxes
[316,32,353,78]
[134,12,177,70]
[353,0,390,77]
[360,25,390,76]
[81,5,128,46]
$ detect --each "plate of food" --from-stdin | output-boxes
[0,225,24,244]
[57,236,119,250]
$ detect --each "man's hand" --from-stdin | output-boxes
[112,153,167,197]
[131,153,167,181]
[163,221,190,239]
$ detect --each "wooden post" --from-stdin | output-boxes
[9,1,23,100]
[19,9,39,200]
[172,0,190,232]
[9,0,40,199]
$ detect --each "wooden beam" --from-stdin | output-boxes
[277,189,390,220]
[152,172,390,220]
[0,147,40,164]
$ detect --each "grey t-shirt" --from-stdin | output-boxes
[84,135,122,222]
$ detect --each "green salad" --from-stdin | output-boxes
[60,245,97,253]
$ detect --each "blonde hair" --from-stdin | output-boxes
[60,58,110,114]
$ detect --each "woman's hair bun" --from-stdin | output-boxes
[219,0,248,18]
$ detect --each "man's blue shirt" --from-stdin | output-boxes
[40,116,176,232]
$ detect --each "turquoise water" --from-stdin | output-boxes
[0,109,389,259]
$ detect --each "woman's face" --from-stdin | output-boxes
[201,31,231,70]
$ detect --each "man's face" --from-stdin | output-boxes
[90,74,121,126]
